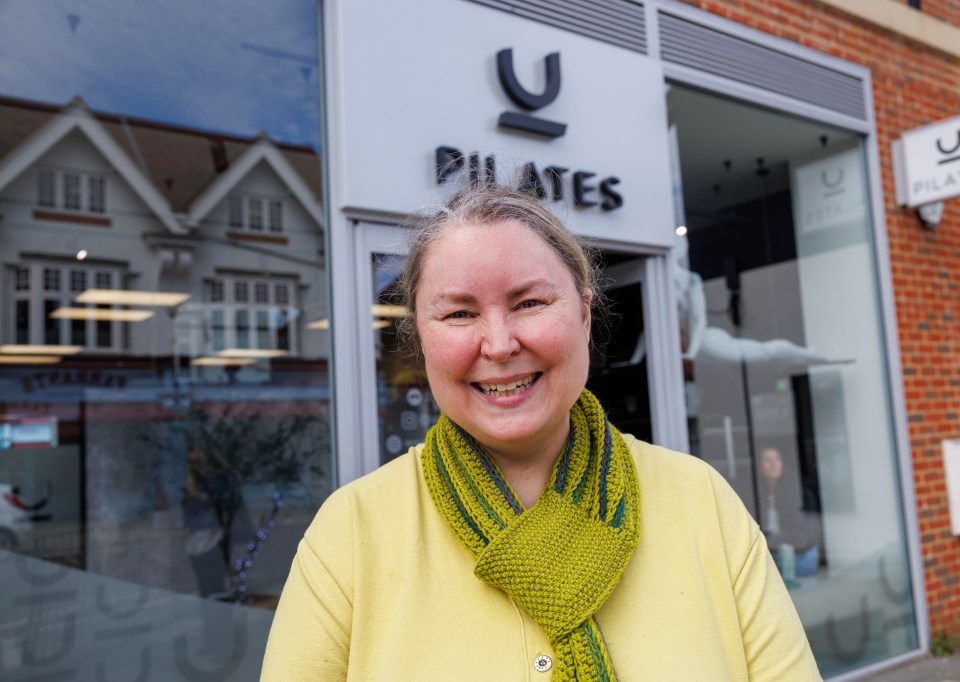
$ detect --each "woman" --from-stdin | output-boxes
[759,446,823,584]
[261,187,821,680]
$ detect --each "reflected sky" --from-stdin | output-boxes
[0,0,321,148]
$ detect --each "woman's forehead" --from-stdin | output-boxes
[421,222,569,281]
[426,219,559,262]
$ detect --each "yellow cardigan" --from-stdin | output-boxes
[261,437,822,681]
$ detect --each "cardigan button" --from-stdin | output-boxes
[534,655,552,672]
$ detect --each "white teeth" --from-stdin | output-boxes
[478,374,536,396]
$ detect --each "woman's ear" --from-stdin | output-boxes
[581,288,593,333]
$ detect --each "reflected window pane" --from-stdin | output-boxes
[249,198,263,231]
[237,309,250,348]
[269,200,283,233]
[70,270,87,292]
[71,318,86,346]
[229,196,243,228]
[277,312,290,351]
[64,173,81,210]
[210,279,224,302]
[44,299,60,344]
[212,308,226,351]
[15,300,30,344]
[256,310,269,348]
[96,306,112,347]
[43,267,60,291]
[88,176,106,213]
[37,169,55,207]
[15,267,30,291]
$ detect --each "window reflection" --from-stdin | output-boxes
[371,253,441,465]
[0,2,329,679]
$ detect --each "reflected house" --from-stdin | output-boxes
[0,95,331,595]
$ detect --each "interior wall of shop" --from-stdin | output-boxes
[674,0,960,640]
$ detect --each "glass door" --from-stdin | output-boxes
[369,247,440,465]
[587,254,653,444]
[356,224,654,467]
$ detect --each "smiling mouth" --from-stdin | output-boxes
[473,373,542,397]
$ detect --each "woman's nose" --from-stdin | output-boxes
[479,318,521,361]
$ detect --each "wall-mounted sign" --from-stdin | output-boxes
[892,114,960,207]
[331,0,673,246]
[792,147,867,234]
[433,46,622,211]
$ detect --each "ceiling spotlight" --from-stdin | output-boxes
[76,249,88,261]
[676,225,688,236]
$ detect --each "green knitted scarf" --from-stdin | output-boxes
[422,389,640,682]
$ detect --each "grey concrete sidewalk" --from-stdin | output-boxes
[859,654,960,682]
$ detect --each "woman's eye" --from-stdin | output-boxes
[445,310,471,320]
[519,299,543,309]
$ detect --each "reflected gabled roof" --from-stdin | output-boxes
[0,94,323,225]
[0,96,183,233]
[186,133,325,230]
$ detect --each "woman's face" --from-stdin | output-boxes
[761,448,784,480]
[415,219,591,463]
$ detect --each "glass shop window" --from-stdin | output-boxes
[668,85,918,677]
[0,2,331,680]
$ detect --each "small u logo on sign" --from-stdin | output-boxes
[935,130,960,165]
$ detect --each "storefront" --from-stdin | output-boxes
[1,0,945,679]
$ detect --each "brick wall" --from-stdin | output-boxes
[679,0,960,639]
[919,1,960,28]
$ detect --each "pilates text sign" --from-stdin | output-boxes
[893,114,960,207]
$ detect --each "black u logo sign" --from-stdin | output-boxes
[496,48,567,139]
[497,48,561,110]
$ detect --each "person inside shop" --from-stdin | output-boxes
[758,445,824,586]
[261,186,821,680]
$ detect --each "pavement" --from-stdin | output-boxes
[858,653,960,682]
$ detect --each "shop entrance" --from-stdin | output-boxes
[355,224,652,470]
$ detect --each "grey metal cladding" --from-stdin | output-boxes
[463,0,647,54]
[659,12,867,120]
